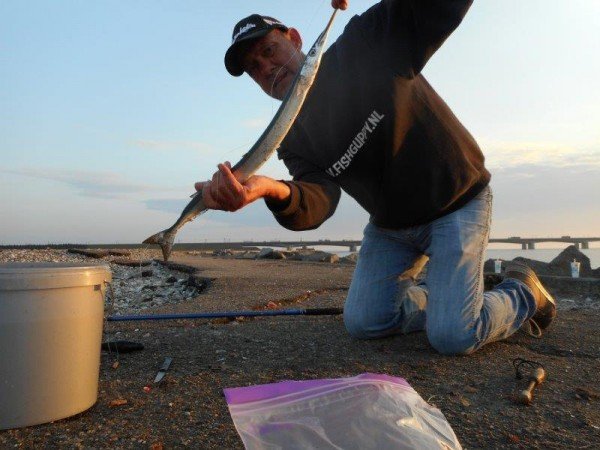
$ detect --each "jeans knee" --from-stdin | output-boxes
[427,328,477,356]
[344,310,394,340]
[344,311,372,340]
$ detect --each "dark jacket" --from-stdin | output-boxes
[267,0,490,230]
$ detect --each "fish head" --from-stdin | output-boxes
[299,10,337,80]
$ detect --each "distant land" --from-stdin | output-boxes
[1,236,599,251]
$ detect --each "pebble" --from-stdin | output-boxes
[108,398,127,408]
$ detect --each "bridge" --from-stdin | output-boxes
[200,236,600,252]
[488,236,599,250]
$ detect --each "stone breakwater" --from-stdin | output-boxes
[192,247,359,264]
[484,245,600,279]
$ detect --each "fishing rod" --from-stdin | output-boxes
[107,307,343,322]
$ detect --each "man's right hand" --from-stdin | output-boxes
[194,162,291,212]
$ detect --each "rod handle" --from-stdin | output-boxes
[304,307,343,315]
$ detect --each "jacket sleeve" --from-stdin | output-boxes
[264,149,341,231]
[350,0,473,78]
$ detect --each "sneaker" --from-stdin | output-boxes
[505,261,556,336]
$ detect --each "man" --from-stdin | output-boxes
[195,0,556,355]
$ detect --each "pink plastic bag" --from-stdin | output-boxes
[225,373,461,449]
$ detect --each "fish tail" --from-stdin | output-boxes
[142,229,176,261]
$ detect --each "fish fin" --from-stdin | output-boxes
[142,230,164,245]
[142,230,176,261]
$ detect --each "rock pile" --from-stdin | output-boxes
[288,250,340,263]
[0,248,89,264]
[340,252,359,264]
[0,248,206,314]
[256,248,286,260]
[105,261,207,313]
[548,245,593,277]
[216,247,353,264]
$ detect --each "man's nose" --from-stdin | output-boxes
[261,61,278,81]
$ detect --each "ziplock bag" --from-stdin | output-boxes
[224,373,461,449]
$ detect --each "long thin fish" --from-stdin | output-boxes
[144,10,338,261]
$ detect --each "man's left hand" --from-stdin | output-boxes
[332,0,349,10]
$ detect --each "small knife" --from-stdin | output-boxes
[154,357,173,384]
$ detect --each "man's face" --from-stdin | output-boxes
[241,29,304,100]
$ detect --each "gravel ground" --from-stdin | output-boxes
[1,249,599,449]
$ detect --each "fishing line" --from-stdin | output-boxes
[304,0,330,38]
[207,1,330,198]
[207,28,309,182]
[103,244,151,366]
[269,42,303,107]
[212,38,300,208]
[269,0,329,112]
[214,38,299,169]
[101,243,155,400]
[221,139,259,157]
[102,279,125,400]
[103,280,119,365]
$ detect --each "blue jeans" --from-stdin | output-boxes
[343,186,537,355]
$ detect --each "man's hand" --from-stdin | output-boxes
[194,162,264,212]
[194,162,291,212]
[332,0,348,10]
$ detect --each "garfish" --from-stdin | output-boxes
[143,10,338,261]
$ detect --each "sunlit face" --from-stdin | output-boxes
[241,29,304,100]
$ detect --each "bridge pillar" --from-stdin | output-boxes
[522,243,527,250]
[527,242,535,250]
[574,242,580,249]
[581,241,589,249]
[349,244,357,252]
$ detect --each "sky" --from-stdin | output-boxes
[1,0,599,245]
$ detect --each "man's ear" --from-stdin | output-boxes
[287,28,302,51]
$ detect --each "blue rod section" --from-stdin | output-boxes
[107,307,343,322]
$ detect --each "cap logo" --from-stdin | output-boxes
[232,22,256,43]
[263,18,281,26]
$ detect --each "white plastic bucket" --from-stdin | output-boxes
[0,262,111,430]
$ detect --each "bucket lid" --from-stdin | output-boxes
[0,262,112,291]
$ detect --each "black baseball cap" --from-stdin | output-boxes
[225,14,288,76]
